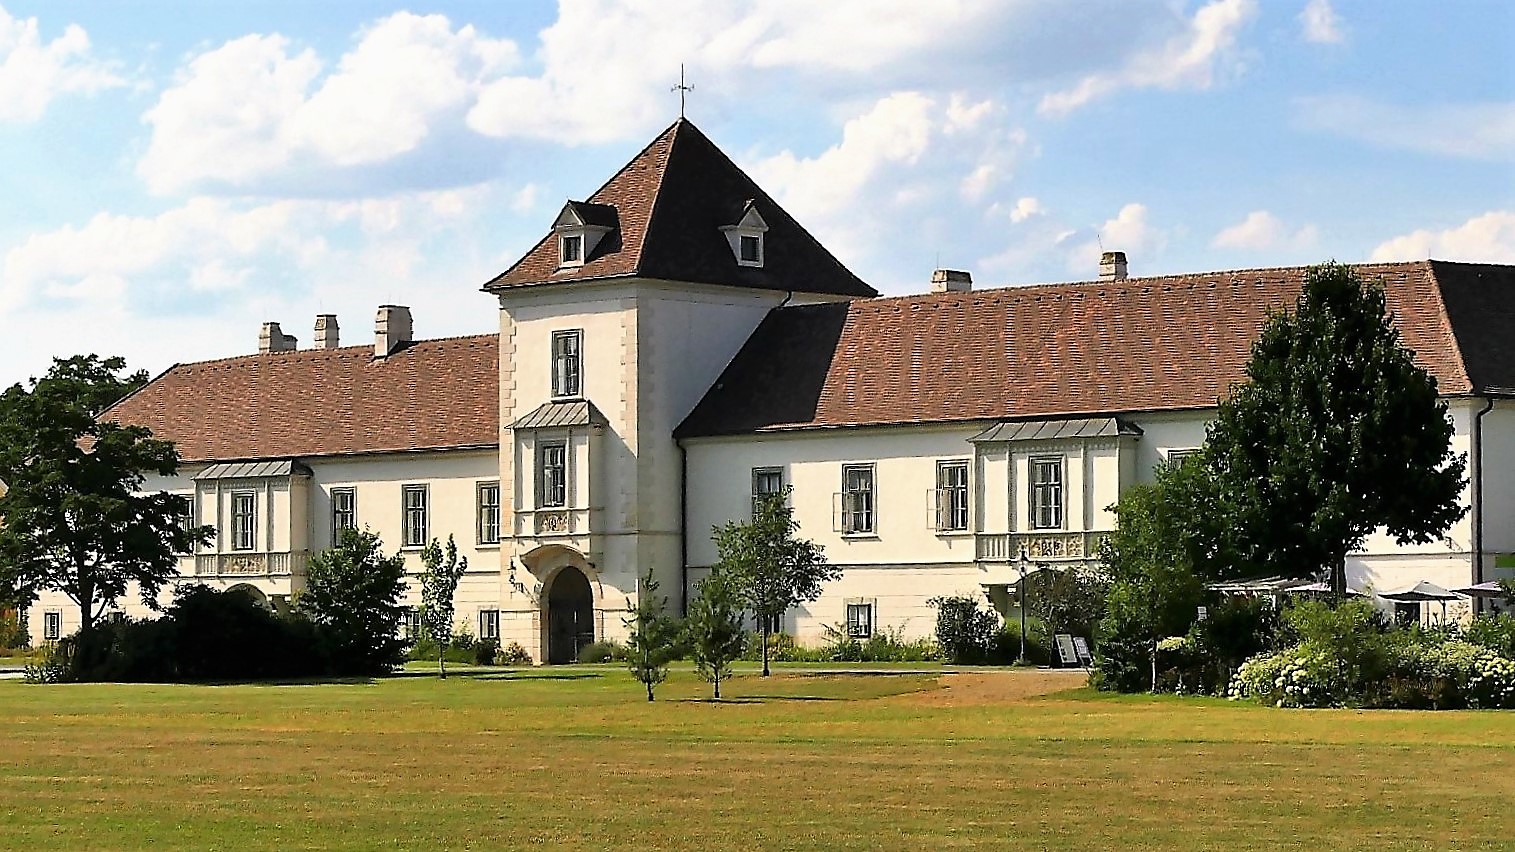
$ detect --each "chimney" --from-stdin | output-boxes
[930,269,973,294]
[258,322,297,354]
[314,314,340,349]
[1099,251,1128,282]
[375,305,413,359]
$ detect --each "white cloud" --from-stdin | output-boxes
[1065,203,1168,274]
[0,4,123,122]
[138,12,519,194]
[1009,197,1046,224]
[1039,0,1256,115]
[1296,95,1515,161]
[1212,210,1318,251]
[1370,212,1515,264]
[1299,0,1345,44]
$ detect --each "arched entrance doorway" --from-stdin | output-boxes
[226,583,271,610]
[546,566,595,664]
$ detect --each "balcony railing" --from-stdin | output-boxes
[192,550,310,577]
[513,507,593,539]
[975,532,1108,563]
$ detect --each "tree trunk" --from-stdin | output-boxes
[439,642,446,679]
[1331,551,1348,599]
[646,680,655,702]
[761,626,771,677]
[1150,640,1159,694]
[714,671,722,700]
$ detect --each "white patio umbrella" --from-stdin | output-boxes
[1449,581,1507,598]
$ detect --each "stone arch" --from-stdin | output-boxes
[518,545,601,664]
[225,583,271,610]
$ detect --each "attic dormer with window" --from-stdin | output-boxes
[553,201,618,269]
[720,200,768,268]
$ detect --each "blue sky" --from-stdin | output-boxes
[1,0,1511,387]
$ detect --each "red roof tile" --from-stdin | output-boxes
[104,335,498,463]
[483,118,876,299]
[677,261,1500,437]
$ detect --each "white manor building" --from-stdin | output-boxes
[24,119,1515,662]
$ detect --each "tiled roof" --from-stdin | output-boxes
[677,261,1504,438]
[483,118,876,299]
[103,335,498,463]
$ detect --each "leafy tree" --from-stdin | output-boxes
[1206,262,1467,594]
[0,355,212,633]
[1021,566,1110,641]
[1094,464,1208,693]
[714,490,838,676]
[929,594,998,664]
[684,569,746,699]
[298,529,410,675]
[624,568,680,701]
[419,535,468,678]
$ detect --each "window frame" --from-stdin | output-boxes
[404,607,424,639]
[846,602,874,639]
[43,611,61,641]
[738,233,762,265]
[559,233,583,266]
[935,459,970,532]
[1029,456,1065,531]
[477,481,501,545]
[537,442,568,509]
[230,490,257,551]
[841,463,876,535]
[402,484,429,549]
[751,466,784,516]
[551,329,583,399]
[1165,448,1200,466]
[331,487,356,544]
[479,609,501,641]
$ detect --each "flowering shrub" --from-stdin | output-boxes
[1232,634,1515,710]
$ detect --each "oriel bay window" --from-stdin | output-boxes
[538,442,567,508]
[230,490,256,551]
[935,460,969,531]
[838,464,875,535]
[551,330,582,398]
[1030,456,1064,530]
[402,485,429,548]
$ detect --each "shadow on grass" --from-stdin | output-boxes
[674,695,843,704]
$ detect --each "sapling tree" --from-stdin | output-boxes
[685,569,746,699]
[714,490,837,676]
[298,529,410,675]
[419,535,468,678]
[624,568,680,701]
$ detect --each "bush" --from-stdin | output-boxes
[930,594,998,664]
[991,621,1050,665]
[0,610,28,650]
[578,641,626,664]
[499,641,532,666]
[473,637,499,666]
[1463,613,1515,658]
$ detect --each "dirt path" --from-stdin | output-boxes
[893,669,1088,706]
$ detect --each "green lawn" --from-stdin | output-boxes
[1,668,1513,850]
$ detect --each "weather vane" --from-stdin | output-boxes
[671,63,693,118]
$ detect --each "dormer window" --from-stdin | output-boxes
[721,200,769,268]
[552,201,617,269]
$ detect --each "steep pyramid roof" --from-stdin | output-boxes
[677,261,1514,438]
[483,119,876,299]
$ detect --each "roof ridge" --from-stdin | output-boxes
[627,119,686,277]
[1423,260,1477,393]
[154,332,497,372]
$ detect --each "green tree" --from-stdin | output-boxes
[1206,262,1467,594]
[624,568,680,701]
[714,490,838,676]
[0,355,212,634]
[1022,566,1111,641]
[1095,463,1208,693]
[684,569,746,699]
[298,529,410,675]
[419,535,468,678]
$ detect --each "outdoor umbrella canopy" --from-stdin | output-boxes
[1379,581,1463,602]
[1449,581,1507,598]
[1286,581,1366,596]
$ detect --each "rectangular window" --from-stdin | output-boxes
[756,611,784,635]
[1165,448,1200,466]
[175,495,195,554]
[405,607,424,639]
[479,609,500,641]
[739,234,761,263]
[841,464,875,535]
[43,611,61,641]
[751,466,784,516]
[846,602,874,639]
[560,234,582,264]
[538,443,567,508]
[331,488,356,543]
[551,330,582,398]
[477,481,501,544]
[231,491,256,551]
[402,485,429,548]
[1030,457,1064,530]
[936,460,970,531]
